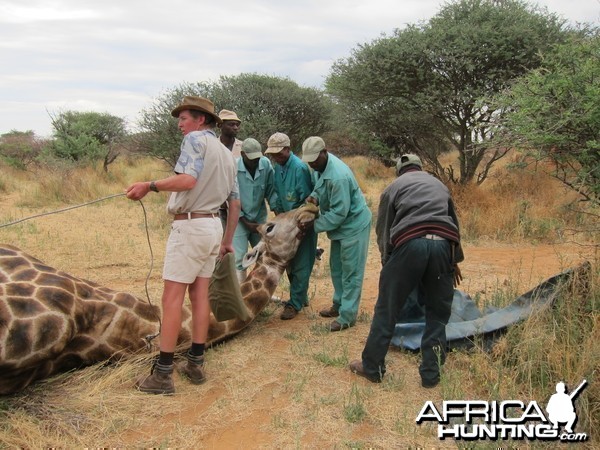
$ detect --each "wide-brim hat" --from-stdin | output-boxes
[219,109,241,123]
[171,96,222,124]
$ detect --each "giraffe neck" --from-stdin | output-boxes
[241,254,286,314]
[0,244,292,394]
[0,244,161,394]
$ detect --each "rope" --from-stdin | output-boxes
[0,193,126,228]
[136,198,162,340]
[0,192,161,333]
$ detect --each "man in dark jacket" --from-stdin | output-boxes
[349,154,463,388]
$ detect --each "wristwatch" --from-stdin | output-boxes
[149,181,159,192]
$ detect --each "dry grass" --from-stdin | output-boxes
[0,154,598,448]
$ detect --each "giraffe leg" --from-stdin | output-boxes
[176,351,206,385]
[135,362,175,395]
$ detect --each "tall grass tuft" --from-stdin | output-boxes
[496,262,598,432]
[452,261,600,436]
[9,158,169,209]
[450,162,582,242]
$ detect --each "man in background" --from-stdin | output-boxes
[217,109,243,228]
[218,109,242,159]
[265,132,317,320]
[233,137,277,283]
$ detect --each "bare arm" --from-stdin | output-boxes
[125,173,196,200]
[220,198,241,256]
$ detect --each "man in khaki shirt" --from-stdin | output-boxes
[126,96,240,395]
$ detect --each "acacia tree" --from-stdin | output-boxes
[49,111,128,171]
[326,0,566,184]
[491,28,600,204]
[0,130,46,169]
[136,74,333,167]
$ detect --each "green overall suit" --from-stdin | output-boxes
[311,153,371,326]
[272,153,317,311]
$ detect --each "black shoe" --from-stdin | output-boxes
[421,378,440,388]
[316,247,325,260]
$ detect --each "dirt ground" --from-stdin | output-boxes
[148,236,592,448]
[0,196,595,448]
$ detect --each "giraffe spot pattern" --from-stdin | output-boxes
[12,269,37,282]
[37,287,75,315]
[6,282,35,297]
[7,296,45,317]
[113,292,136,308]
[0,247,18,257]
[6,320,33,360]
[37,272,75,291]
[133,302,160,322]
[2,256,30,272]
[33,314,66,352]
[0,204,319,393]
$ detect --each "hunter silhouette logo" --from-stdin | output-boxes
[416,379,589,442]
[546,379,587,434]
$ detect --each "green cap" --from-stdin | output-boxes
[242,138,262,160]
[396,154,422,174]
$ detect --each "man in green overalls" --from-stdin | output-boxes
[265,132,317,320]
[233,138,278,283]
[300,136,372,331]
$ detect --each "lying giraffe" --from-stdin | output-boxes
[0,203,318,395]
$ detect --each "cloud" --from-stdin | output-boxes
[0,0,597,137]
[0,3,100,23]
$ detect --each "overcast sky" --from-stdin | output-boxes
[1,0,598,137]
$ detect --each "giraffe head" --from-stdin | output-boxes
[231,203,318,312]
[243,203,319,271]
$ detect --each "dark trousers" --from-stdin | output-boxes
[361,237,454,383]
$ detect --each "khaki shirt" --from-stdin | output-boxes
[167,130,239,215]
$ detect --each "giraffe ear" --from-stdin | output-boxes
[241,242,264,269]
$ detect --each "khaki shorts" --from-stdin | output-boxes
[163,217,223,283]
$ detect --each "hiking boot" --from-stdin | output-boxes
[329,320,349,332]
[319,306,339,318]
[135,362,175,395]
[349,359,381,383]
[176,352,206,385]
[280,303,298,320]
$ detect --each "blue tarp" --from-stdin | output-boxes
[391,264,586,351]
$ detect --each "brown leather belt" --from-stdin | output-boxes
[173,212,219,220]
